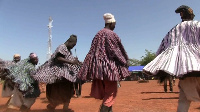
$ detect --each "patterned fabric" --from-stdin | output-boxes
[143,20,200,78]
[0,59,16,79]
[0,58,19,97]
[78,28,129,81]
[7,58,40,98]
[33,44,80,84]
[0,59,15,69]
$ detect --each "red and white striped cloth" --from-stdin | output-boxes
[78,28,129,81]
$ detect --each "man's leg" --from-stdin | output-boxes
[19,105,30,112]
[164,78,167,92]
[100,104,112,112]
[47,103,56,112]
[78,81,82,96]
[177,88,191,112]
[169,76,173,92]
[63,98,71,112]
[173,76,176,86]
[8,87,23,108]
[74,82,80,97]
[63,83,73,112]
[117,81,121,88]
[99,80,117,112]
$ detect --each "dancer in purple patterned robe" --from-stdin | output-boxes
[143,5,200,112]
[0,54,21,107]
[78,13,129,112]
[33,34,82,112]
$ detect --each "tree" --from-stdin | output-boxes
[128,58,140,66]
[139,49,156,66]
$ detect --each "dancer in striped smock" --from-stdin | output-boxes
[6,53,40,112]
[0,54,21,107]
[0,54,21,79]
[33,35,82,112]
[78,13,129,112]
[143,5,200,112]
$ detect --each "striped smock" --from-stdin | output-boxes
[7,58,40,98]
[78,28,129,81]
[143,20,200,78]
[0,59,16,78]
[33,44,80,84]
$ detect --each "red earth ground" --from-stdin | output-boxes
[0,80,199,112]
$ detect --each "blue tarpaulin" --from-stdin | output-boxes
[128,66,145,72]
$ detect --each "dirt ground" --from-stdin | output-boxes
[0,80,199,112]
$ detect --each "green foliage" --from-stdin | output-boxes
[128,58,140,66]
[128,49,156,66]
[139,49,156,66]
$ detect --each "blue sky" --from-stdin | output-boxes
[0,0,200,65]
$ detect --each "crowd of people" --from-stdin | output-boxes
[0,4,200,112]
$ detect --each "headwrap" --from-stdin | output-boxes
[29,53,37,59]
[103,13,116,23]
[13,54,20,58]
[175,5,195,17]
[67,34,77,42]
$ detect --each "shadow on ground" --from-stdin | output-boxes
[30,108,74,112]
[81,96,93,98]
[142,97,179,100]
[0,104,6,109]
[195,107,200,110]
[141,92,179,94]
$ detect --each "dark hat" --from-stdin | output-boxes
[175,5,194,15]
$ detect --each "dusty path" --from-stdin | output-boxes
[0,80,199,112]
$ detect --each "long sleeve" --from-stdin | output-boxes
[105,34,128,66]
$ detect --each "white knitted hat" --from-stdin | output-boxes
[103,13,116,23]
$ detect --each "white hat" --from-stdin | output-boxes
[103,13,116,23]
[14,54,21,58]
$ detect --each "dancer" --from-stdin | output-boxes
[143,5,200,112]
[163,75,173,92]
[0,54,21,107]
[6,53,40,112]
[78,13,129,112]
[33,34,81,112]
[73,80,82,98]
